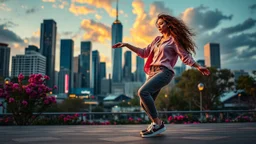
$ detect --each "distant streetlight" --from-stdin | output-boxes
[4,77,10,85]
[164,94,168,111]
[198,83,204,120]
[238,93,242,108]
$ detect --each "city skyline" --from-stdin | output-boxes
[0,0,256,76]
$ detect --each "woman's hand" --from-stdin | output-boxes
[197,66,210,76]
[112,42,127,48]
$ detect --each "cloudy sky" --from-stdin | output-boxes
[0,0,255,76]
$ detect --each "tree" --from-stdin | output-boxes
[57,98,87,112]
[237,75,256,109]
[176,67,234,110]
[130,95,140,106]
[155,88,189,111]
[129,88,140,107]
[237,75,255,96]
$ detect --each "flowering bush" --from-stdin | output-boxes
[0,116,14,125]
[168,115,200,124]
[0,73,57,125]
[234,115,255,122]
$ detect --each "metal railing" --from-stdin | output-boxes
[1,110,256,123]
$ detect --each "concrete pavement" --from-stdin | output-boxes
[0,123,256,144]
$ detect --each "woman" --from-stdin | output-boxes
[112,14,210,138]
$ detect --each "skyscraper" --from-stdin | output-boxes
[58,68,69,94]
[40,19,57,88]
[136,56,146,83]
[73,56,81,89]
[25,45,39,53]
[59,39,74,93]
[92,50,100,95]
[204,43,221,69]
[73,56,79,73]
[12,45,46,77]
[123,51,132,82]
[99,62,106,79]
[99,62,106,94]
[111,0,123,83]
[0,43,10,78]
[79,41,92,88]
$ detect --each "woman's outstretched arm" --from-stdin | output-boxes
[112,36,161,58]
[112,42,142,54]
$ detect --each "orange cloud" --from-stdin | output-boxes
[181,7,194,25]
[42,0,55,2]
[0,3,12,11]
[126,0,173,47]
[69,3,95,16]
[72,0,116,17]
[127,0,158,47]
[95,14,102,20]
[100,53,111,69]
[80,19,111,43]
[33,29,40,37]
[59,1,69,9]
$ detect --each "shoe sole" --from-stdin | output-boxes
[140,131,147,135]
[141,127,166,138]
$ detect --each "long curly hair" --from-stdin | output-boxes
[156,14,197,54]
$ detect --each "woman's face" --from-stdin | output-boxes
[156,18,169,33]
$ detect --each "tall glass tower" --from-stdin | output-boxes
[59,39,74,93]
[0,43,10,78]
[136,56,146,83]
[40,19,57,88]
[92,50,100,95]
[111,0,123,83]
[204,43,221,69]
[123,51,132,82]
[79,41,92,88]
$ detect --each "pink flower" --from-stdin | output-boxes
[22,100,28,106]
[59,114,65,119]
[74,113,79,117]
[47,96,56,103]
[53,85,58,89]
[168,116,173,122]
[8,97,15,103]
[4,118,9,123]
[137,118,142,122]
[44,99,49,105]
[128,117,133,121]
[64,117,69,122]
[18,73,24,82]
[25,88,31,94]
[13,83,19,89]
[44,75,50,80]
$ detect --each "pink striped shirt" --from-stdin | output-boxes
[135,36,196,75]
